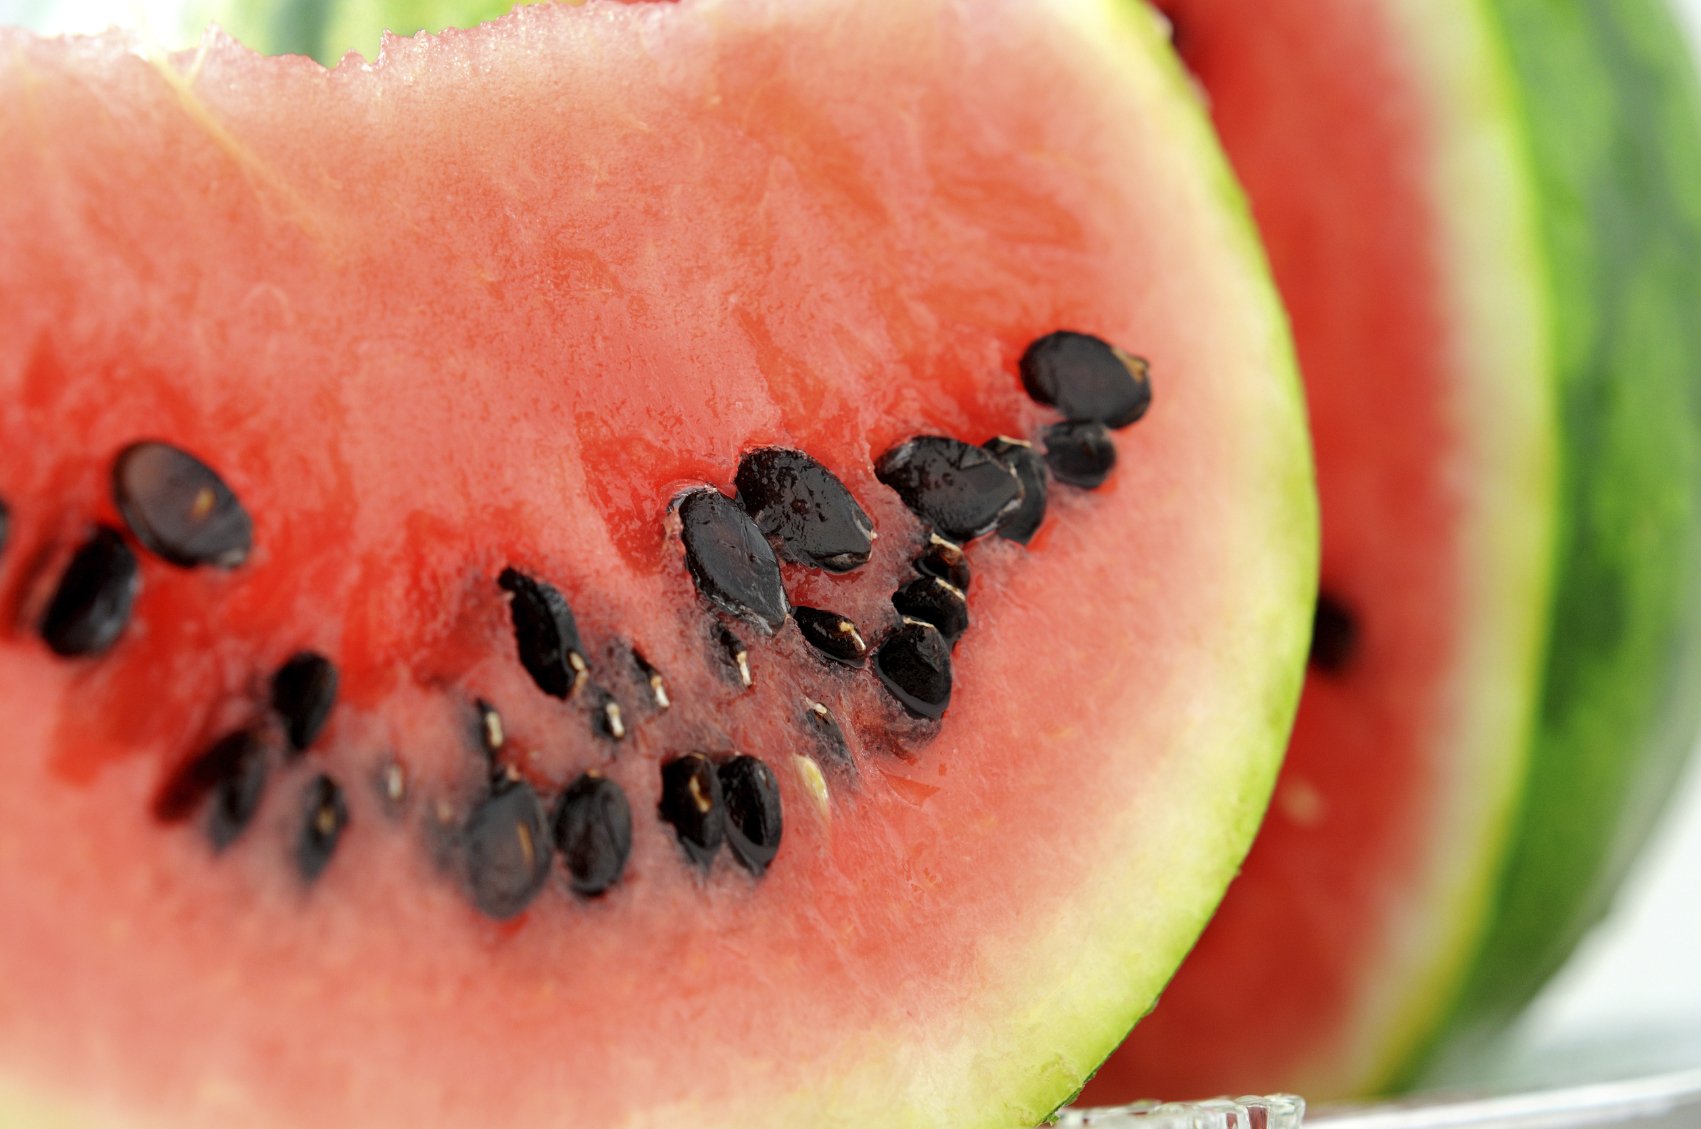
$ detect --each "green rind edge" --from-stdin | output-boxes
[1420,0,1701,1076]
[1046,9,1318,1125]
[188,0,514,61]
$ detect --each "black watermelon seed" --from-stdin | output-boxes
[735,447,875,573]
[715,625,753,690]
[552,772,632,897]
[678,488,789,632]
[270,652,338,753]
[793,606,869,667]
[892,576,970,648]
[207,743,269,852]
[913,534,970,593]
[111,440,253,568]
[1311,591,1359,674]
[588,686,626,742]
[154,728,274,842]
[872,621,953,721]
[296,774,348,884]
[1019,331,1153,429]
[1042,420,1117,489]
[719,755,783,877]
[802,700,858,781]
[0,497,9,558]
[631,648,671,711]
[874,436,1022,542]
[983,437,1049,544]
[658,754,725,871]
[39,526,139,658]
[463,777,552,920]
[498,567,589,701]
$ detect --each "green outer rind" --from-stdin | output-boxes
[192,0,514,61]
[1425,0,1701,1073]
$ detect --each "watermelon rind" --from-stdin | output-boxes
[1426,0,1701,1074]
[196,0,513,61]
[1323,0,1562,1093]
[1090,0,1701,1104]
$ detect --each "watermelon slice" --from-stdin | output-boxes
[0,1,1316,1126]
[1085,0,1701,1103]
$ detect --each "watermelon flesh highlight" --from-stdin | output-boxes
[0,2,1316,1126]
[1086,0,1556,1102]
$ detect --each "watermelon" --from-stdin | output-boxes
[1085,0,1701,1103]
[0,1,1317,1126]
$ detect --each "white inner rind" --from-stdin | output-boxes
[1316,0,1557,1095]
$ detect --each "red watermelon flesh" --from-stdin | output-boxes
[0,2,1316,1126]
[1086,0,1556,1102]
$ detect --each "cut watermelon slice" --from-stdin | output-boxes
[0,1,1315,1126]
[1087,0,1701,1103]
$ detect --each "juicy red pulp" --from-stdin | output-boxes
[7,323,1150,922]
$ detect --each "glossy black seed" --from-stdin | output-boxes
[1019,331,1153,429]
[154,728,273,845]
[552,772,632,897]
[892,576,969,648]
[111,440,253,568]
[270,652,338,753]
[463,777,552,920]
[658,754,725,871]
[588,686,626,742]
[631,648,671,711]
[1042,420,1117,489]
[0,497,9,558]
[734,447,875,573]
[296,774,348,884]
[793,606,868,667]
[872,621,953,720]
[156,728,271,851]
[1311,591,1359,674]
[39,526,139,658]
[913,534,970,593]
[719,755,783,877]
[207,746,269,852]
[983,437,1049,544]
[678,489,789,631]
[498,567,589,701]
[715,625,753,690]
[802,700,857,781]
[874,436,1022,542]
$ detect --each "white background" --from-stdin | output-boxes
[2,0,1700,1094]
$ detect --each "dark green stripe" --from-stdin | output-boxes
[1435,0,1701,1066]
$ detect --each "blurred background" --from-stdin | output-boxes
[1,0,1699,1102]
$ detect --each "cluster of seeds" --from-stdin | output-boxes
[675,330,1153,727]
[463,565,786,917]
[4,327,1158,922]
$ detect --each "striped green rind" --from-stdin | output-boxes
[196,0,514,60]
[1432,0,1701,1066]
